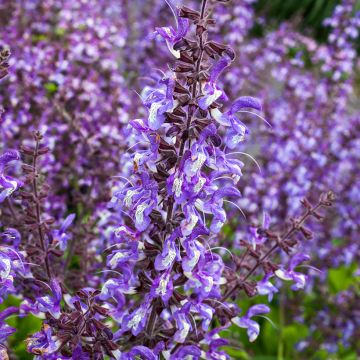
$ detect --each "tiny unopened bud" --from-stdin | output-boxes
[242,281,257,297]
[179,6,200,21]
[300,226,313,239]
[300,197,312,210]
[20,145,35,155]
[37,146,50,155]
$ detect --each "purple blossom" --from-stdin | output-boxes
[52,214,76,251]
[275,254,310,290]
[171,345,201,359]
[26,324,60,356]
[121,298,151,336]
[0,235,29,302]
[126,346,157,360]
[232,304,270,342]
[155,9,189,58]
[257,273,278,301]
[150,270,173,304]
[0,306,17,342]
[154,229,181,271]
[173,310,192,343]
[36,280,62,319]
[248,212,270,250]
[143,77,175,130]
[0,150,22,203]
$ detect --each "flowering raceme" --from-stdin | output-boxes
[100,0,333,358]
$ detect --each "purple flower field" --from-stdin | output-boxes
[0,0,359,359]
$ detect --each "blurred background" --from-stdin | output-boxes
[0,0,359,359]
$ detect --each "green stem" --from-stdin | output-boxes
[277,287,285,360]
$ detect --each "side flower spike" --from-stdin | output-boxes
[232,304,270,342]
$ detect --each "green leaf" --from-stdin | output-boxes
[44,81,58,95]
[282,323,308,356]
[222,347,250,359]
[32,34,47,43]
[54,27,66,37]
[328,264,357,294]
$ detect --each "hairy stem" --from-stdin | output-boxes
[32,136,52,280]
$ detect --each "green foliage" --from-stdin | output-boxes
[328,262,358,294]
[44,81,58,96]
[0,296,41,359]
[255,0,360,43]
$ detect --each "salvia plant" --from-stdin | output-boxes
[0,0,339,359]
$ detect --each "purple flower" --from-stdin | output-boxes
[203,328,229,360]
[126,346,157,360]
[1,228,21,248]
[0,240,29,302]
[173,310,192,343]
[0,306,17,342]
[150,270,173,304]
[154,229,181,271]
[171,345,201,359]
[257,273,278,301]
[52,213,76,251]
[113,225,138,242]
[26,324,60,355]
[182,239,204,273]
[198,56,231,110]
[232,304,270,342]
[0,150,22,203]
[248,212,271,250]
[199,186,241,234]
[143,77,175,130]
[275,253,310,290]
[180,205,201,236]
[36,280,62,319]
[212,96,261,149]
[107,242,140,269]
[0,251,15,301]
[100,265,138,300]
[112,172,158,232]
[155,10,189,58]
[121,298,151,336]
